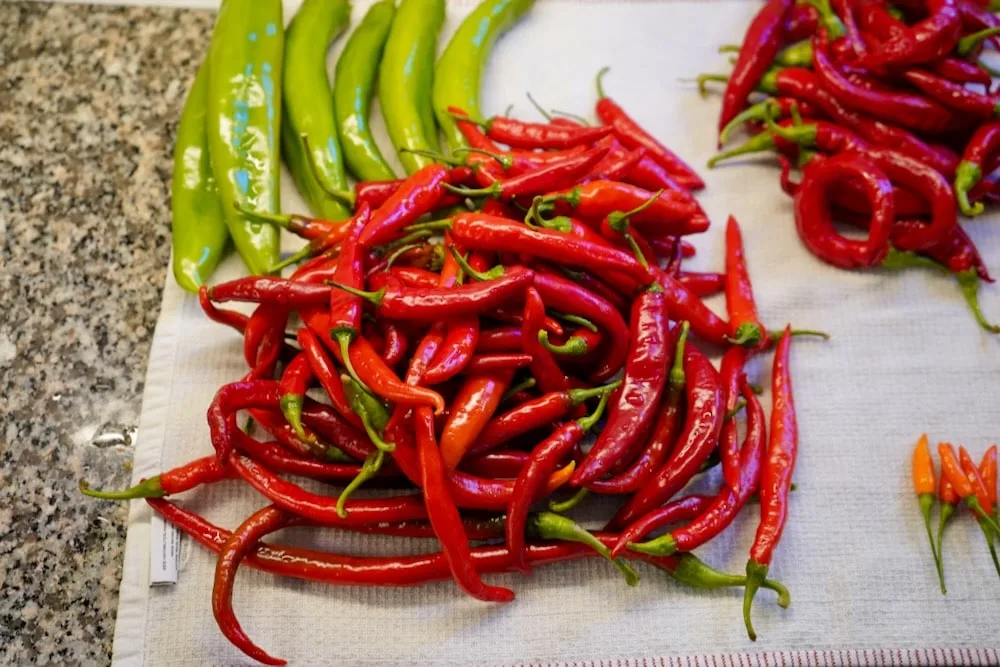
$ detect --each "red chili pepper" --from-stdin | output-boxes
[587,321,689,495]
[422,249,490,384]
[955,120,1000,215]
[444,144,611,200]
[247,408,331,461]
[608,342,724,529]
[439,371,515,471]
[812,33,959,135]
[794,151,895,268]
[784,3,819,40]
[718,0,794,138]
[724,215,769,348]
[379,321,409,367]
[485,304,566,337]
[213,505,291,665]
[207,380,285,462]
[469,383,619,457]
[348,335,446,413]
[595,68,704,189]
[463,353,533,374]
[79,455,231,500]
[415,406,515,603]
[610,495,714,559]
[902,69,1000,118]
[447,213,655,285]
[235,433,372,481]
[198,285,248,333]
[655,267,731,345]
[329,265,535,322]
[624,155,705,210]
[573,287,670,485]
[743,326,797,641]
[629,379,765,558]
[475,326,523,353]
[326,204,372,388]
[507,393,612,572]
[864,0,961,69]
[735,68,959,174]
[679,271,726,297]
[462,113,614,149]
[231,453,426,524]
[461,450,531,479]
[532,181,705,236]
[296,328,363,427]
[277,352,314,442]
[207,276,331,307]
[357,164,448,249]
[585,139,649,183]
[521,287,572,394]
[938,443,1000,534]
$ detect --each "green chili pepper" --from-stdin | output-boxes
[334,0,399,182]
[432,0,536,151]
[207,0,283,275]
[379,0,445,174]
[282,0,352,222]
[171,61,229,293]
[342,375,395,452]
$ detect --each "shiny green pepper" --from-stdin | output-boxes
[171,61,229,293]
[206,0,283,275]
[282,0,352,221]
[379,0,445,174]
[334,0,399,182]
[433,0,536,151]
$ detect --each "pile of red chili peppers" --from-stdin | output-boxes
[911,435,999,593]
[700,0,999,334]
[82,91,820,663]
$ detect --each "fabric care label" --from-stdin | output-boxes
[149,509,181,586]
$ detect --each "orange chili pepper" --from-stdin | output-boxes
[911,434,943,589]
[439,370,514,471]
[940,442,1000,534]
[977,446,1000,579]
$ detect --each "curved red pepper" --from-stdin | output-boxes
[864,0,961,69]
[357,164,448,248]
[725,216,768,349]
[610,495,714,559]
[955,121,1000,216]
[297,328,363,428]
[521,287,571,394]
[679,271,726,297]
[478,115,613,149]
[903,69,1000,119]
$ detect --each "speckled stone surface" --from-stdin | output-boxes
[0,3,211,663]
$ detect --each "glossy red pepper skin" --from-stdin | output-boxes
[678,271,726,297]
[207,381,285,462]
[586,140,648,183]
[522,287,572,394]
[541,181,705,235]
[750,327,797,568]
[422,250,490,384]
[213,505,290,665]
[198,286,248,333]
[209,277,332,307]
[574,289,670,485]
[297,328,363,428]
[470,390,580,456]
[415,406,515,603]
[724,216,768,349]
[439,370,515,472]
[475,326,523,353]
[864,0,961,69]
[483,116,613,149]
[609,343,724,529]
[719,0,794,136]
[463,353,533,373]
[794,152,895,268]
[893,221,992,283]
[761,68,959,175]
[380,322,408,367]
[812,34,959,135]
[903,69,1000,119]
[235,434,370,480]
[784,3,818,40]
[450,213,655,285]
[654,268,731,345]
[461,450,531,479]
[467,144,611,199]
[247,408,329,460]
[507,423,585,571]
[349,336,446,413]
[596,87,704,189]
[357,164,448,248]
[610,495,714,558]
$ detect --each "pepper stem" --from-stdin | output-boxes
[707,132,778,168]
[269,245,315,273]
[79,477,165,500]
[569,379,623,406]
[448,246,504,281]
[918,493,945,589]
[742,560,768,641]
[399,147,464,167]
[881,247,950,274]
[726,322,766,348]
[550,110,590,126]
[442,181,502,199]
[382,242,424,271]
[693,73,729,97]
[325,281,385,308]
[342,375,395,453]
[800,0,846,37]
[576,384,614,432]
[956,270,1000,334]
[954,161,985,217]
[595,66,610,99]
[279,393,312,443]
[936,501,954,594]
[719,98,780,145]
[606,189,666,234]
[525,92,552,121]
[453,147,514,170]
[669,553,790,606]
[534,215,573,233]
[957,26,1000,56]
[976,517,1000,579]
[331,328,369,392]
[377,229,434,256]
[335,450,385,519]
[552,312,598,333]
[301,134,356,207]
[724,397,749,422]
[717,44,740,54]
[538,330,588,356]
[789,328,831,340]
[629,533,678,556]
[969,497,1000,537]
[529,512,640,586]
[233,203,296,231]
[404,218,453,234]
[549,488,590,513]
[501,377,536,402]
[669,321,690,390]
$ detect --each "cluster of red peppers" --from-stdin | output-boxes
[700,0,999,334]
[911,435,999,593]
[81,84,820,664]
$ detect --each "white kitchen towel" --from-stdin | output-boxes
[108,0,1000,664]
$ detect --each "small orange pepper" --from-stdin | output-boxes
[911,435,942,588]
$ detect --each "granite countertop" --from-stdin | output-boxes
[0,3,211,663]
